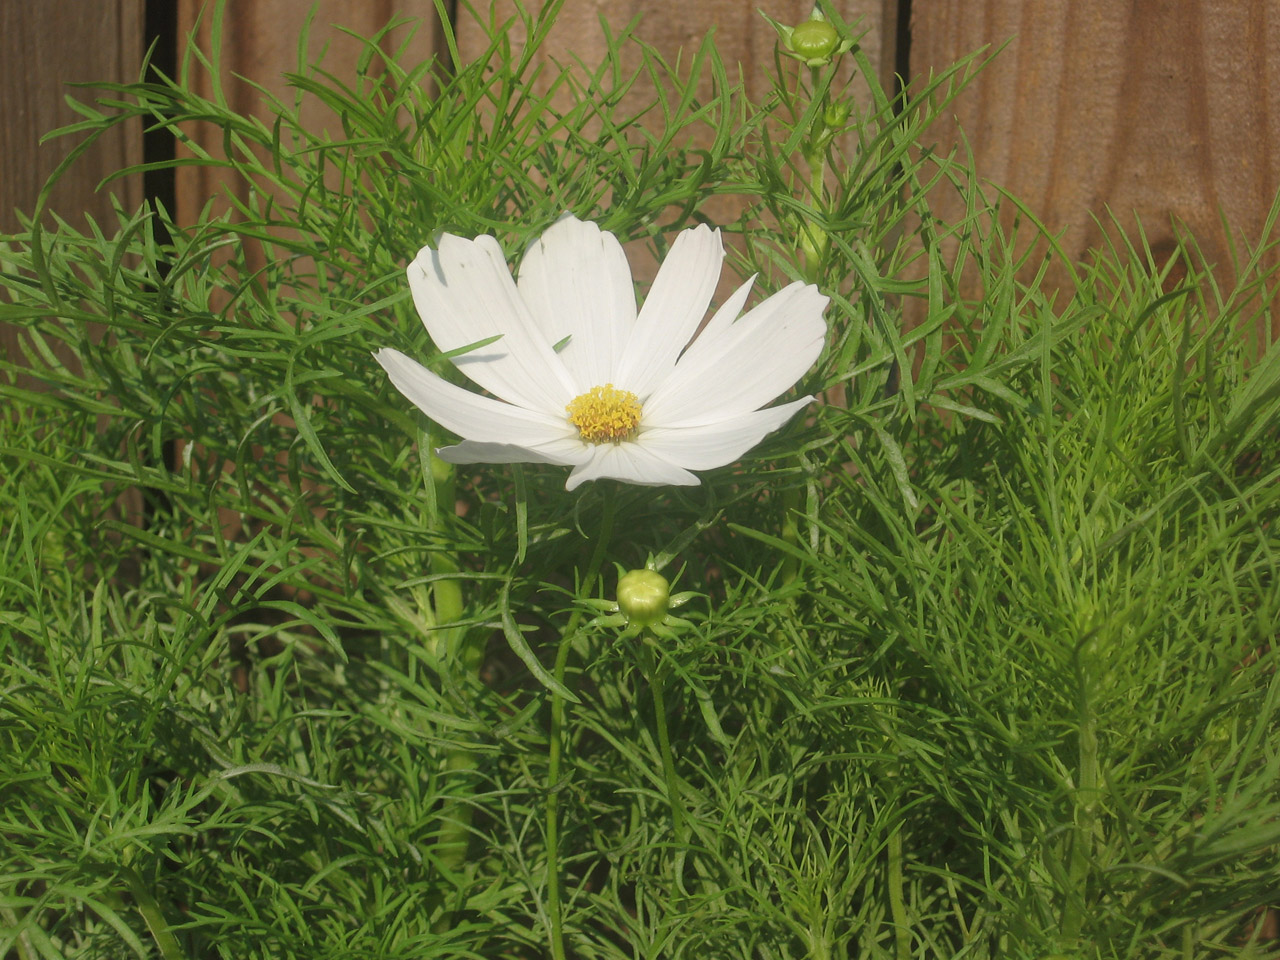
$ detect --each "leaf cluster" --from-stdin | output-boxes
[1,2,1278,958]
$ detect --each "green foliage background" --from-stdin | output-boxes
[2,2,1278,958]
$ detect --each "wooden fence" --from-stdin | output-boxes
[4,0,1279,344]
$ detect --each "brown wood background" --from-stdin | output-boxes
[4,0,1279,349]
[1,1,144,370]
[0,2,144,235]
[173,0,448,227]
[911,0,1280,339]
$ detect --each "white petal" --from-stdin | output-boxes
[636,396,815,470]
[517,214,638,392]
[565,442,699,491]
[612,224,724,399]
[408,233,575,412]
[691,273,757,348]
[375,348,573,446]
[436,439,589,466]
[642,282,827,428]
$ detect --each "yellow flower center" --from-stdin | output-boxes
[566,384,642,444]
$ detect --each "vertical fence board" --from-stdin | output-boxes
[167,0,449,546]
[168,0,902,291]
[165,0,905,246]
[453,1,899,288]
[1,1,144,366]
[169,0,901,233]
[909,0,1280,336]
[173,0,448,227]
[0,2,144,233]
[456,1,899,107]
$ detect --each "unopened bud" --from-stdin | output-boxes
[761,9,854,68]
[798,223,827,272]
[616,569,670,628]
[823,98,852,129]
[789,19,839,62]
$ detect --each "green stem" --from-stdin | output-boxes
[422,444,479,933]
[799,157,827,284]
[799,64,829,286]
[887,826,910,960]
[124,867,187,960]
[545,646,572,960]
[546,489,616,960]
[779,489,803,587]
[431,545,472,883]
[781,66,829,590]
[0,907,32,960]
[640,636,686,842]
[1061,674,1098,943]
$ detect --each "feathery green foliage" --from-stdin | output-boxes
[2,2,1278,958]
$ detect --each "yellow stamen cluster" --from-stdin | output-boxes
[566,384,642,444]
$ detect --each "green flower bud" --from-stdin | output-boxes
[798,223,827,272]
[789,19,839,62]
[761,9,854,68]
[823,98,852,129]
[616,569,670,628]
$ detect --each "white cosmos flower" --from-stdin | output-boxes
[375,214,828,491]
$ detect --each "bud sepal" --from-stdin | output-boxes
[584,564,698,638]
[617,569,670,626]
[760,8,855,68]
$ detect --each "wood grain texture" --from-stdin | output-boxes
[909,0,1280,332]
[1,1,144,370]
[0,1,144,234]
[454,0,899,288]
[174,0,448,225]
[456,1,899,106]
[170,1,450,544]
[171,1,898,241]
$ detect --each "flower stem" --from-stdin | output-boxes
[781,65,830,589]
[546,489,616,960]
[639,635,686,843]
[1061,667,1098,944]
[886,825,910,960]
[421,444,480,931]
[799,64,830,286]
[124,866,187,960]
[431,545,473,882]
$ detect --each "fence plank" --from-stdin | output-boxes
[174,0,448,226]
[455,1,900,106]
[453,1,899,289]
[171,1,897,231]
[1,1,144,367]
[909,0,1280,336]
[0,1,144,234]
